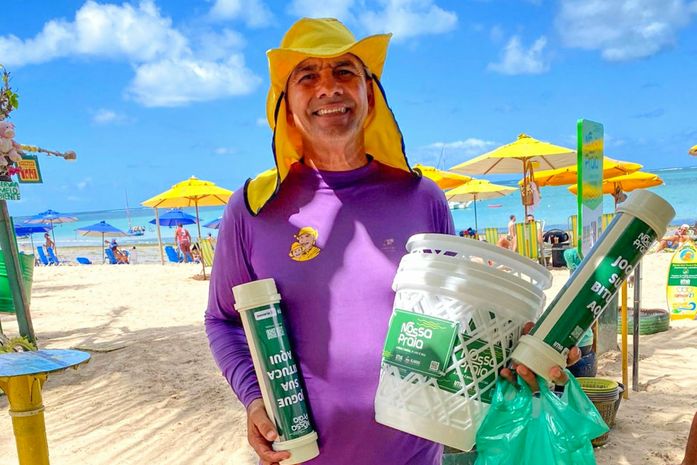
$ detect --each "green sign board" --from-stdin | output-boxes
[0,181,20,200]
[382,309,458,378]
[577,119,604,255]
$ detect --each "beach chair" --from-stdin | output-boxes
[76,257,92,265]
[104,248,119,264]
[569,215,578,249]
[602,213,615,231]
[515,221,540,262]
[199,240,214,268]
[483,227,499,244]
[164,245,181,263]
[46,247,67,265]
[36,246,50,266]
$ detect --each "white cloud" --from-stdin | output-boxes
[76,177,93,190]
[209,0,273,27]
[360,0,458,41]
[556,0,697,61]
[488,36,549,75]
[127,55,261,107]
[287,0,356,21]
[0,0,188,66]
[256,117,268,127]
[92,108,128,125]
[213,147,236,155]
[0,0,260,107]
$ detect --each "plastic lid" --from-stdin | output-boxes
[510,335,567,383]
[616,190,675,239]
[233,278,281,312]
[273,431,320,464]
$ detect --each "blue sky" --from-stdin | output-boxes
[1,0,696,216]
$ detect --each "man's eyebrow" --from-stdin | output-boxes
[292,60,360,75]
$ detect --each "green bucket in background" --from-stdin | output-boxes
[0,250,34,313]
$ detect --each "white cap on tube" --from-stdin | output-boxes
[233,278,282,312]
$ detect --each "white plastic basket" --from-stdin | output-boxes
[406,233,552,291]
[375,234,551,451]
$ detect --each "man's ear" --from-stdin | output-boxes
[367,80,375,111]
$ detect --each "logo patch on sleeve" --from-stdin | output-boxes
[289,226,321,262]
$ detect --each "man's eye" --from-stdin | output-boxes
[298,73,317,83]
[335,69,355,78]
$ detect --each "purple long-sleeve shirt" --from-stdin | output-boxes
[205,159,454,464]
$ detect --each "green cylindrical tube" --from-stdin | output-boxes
[512,190,675,381]
[233,278,319,464]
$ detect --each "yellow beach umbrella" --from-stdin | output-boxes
[568,171,663,195]
[445,179,516,231]
[525,157,643,187]
[142,176,233,267]
[413,164,471,190]
[450,133,576,216]
[689,144,697,156]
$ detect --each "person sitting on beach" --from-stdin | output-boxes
[656,224,691,252]
[526,213,544,243]
[497,234,512,249]
[175,223,193,262]
[108,239,129,264]
[44,232,55,250]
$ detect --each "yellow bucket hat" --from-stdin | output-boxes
[244,17,415,215]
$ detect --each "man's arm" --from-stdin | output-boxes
[204,198,262,407]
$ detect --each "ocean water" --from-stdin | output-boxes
[11,165,697,247]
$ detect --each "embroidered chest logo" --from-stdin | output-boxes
[289,226,321,262]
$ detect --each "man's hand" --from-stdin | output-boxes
[500,322,582,392]
[247,398,291,465]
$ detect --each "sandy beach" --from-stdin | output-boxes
[0,252,694,465]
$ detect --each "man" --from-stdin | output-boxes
[175,223,192,262]
[205,18,573,465]
[44,232,55,250]
[507,214,517,251]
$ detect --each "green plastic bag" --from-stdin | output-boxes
[474,371,608,465]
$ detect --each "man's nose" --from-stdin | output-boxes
[315,69,343,98]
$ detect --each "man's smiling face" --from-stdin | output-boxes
[285,54,374,148]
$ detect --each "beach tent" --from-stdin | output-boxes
[525,157,643,187]
[149,209,198,227]
[75,220,128,264]
[450,133,576,217]
[14,224,52,259]
[412,164,471,190]
[24,209,78,254]
[445,179,516,232]
[142,177,232,274]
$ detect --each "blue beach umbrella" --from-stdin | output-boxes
[76,221,128,264]
[14,224,52,258]
[203,217,222,230]
[25,209,78,252]
[149,209,198,227]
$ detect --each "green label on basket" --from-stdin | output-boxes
[241,303,314,441]
[531,214,657,354]
[437,335,505,404]
[382,309,458,377]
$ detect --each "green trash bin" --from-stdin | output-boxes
[0,250,34,313]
